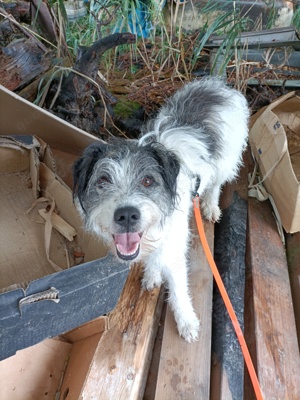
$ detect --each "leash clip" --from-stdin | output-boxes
[192,194,200,209]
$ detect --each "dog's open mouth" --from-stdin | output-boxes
[113,232,142,261]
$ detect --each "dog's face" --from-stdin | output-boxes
[73,139,180,261]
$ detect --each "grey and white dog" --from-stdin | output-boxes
[73,77,249,342]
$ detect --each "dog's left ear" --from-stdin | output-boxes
[73,142,107,211]
[151,144,180,204]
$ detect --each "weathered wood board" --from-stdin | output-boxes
[153,219,214,399]
[245,198,300,400]
[210,154,249,400]
[211,191,247,400]
[0,37,51,92]
[78,263,164,400]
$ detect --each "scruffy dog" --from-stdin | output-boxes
[73,77,249,342]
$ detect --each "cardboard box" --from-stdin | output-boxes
[0,86,129,360]
[0,315,108,400]
[249,92,300,233]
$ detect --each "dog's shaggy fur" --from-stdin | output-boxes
[73,77,249,342]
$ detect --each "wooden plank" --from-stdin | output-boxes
[210,157,248,400]
[79,263,165,400]
[153,219,214,400]
[211,192,247,400]
[245,198,300,399]
[286,231,300,349]
[0,37,51,92]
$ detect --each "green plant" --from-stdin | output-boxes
[292,5,300,29]
[190,1,250,75]
[57,0,254,82]
[265,0,277,29]
[113,98,141,118]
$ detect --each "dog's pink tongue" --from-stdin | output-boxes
[114,232,140,255]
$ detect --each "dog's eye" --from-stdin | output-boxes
[141,176,154,187]
[97,176,111,188]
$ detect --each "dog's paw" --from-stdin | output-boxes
[201,203,221,223]
[176,314,200,343]
[141,273,162,291]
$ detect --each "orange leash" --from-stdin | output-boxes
[193,196,264,400]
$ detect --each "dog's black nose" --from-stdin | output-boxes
[114,206,140,230]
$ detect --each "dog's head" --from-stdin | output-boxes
[73,138,180,261]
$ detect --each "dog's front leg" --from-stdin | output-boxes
[163,259,200,342]
[141,258,163,291]
[142,249,199,342]
[201,183,222,222]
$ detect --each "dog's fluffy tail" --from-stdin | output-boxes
[139,77,249,185]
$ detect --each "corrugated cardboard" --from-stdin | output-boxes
[249,92,300,233]
[0,87,129,360]
[0,315,108,400]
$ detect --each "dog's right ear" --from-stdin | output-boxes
[73,142,107,211]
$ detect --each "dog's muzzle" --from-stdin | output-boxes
[113,206,142,261]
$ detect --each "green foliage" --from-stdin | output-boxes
[292,7,300,30]
[113,98,141,119]
[47,0,297,81]
[191,1,251,75]
[265,0,277,29]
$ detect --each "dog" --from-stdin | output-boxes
[73,77,249,342]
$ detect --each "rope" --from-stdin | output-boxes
[248,162,285,244]
[193,196,264,400]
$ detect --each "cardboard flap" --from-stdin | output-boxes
[0,135,41,150]
[0,253,129,360]
[0,252,127,319]
[249,93,300,233]
[0,135,55,199]
[273,96,300,142]
[264,91,295,111]
[250,105,288,176]
[0,288,25,320]
[0,136,39,176]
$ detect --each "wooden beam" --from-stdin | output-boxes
[210,192,247,400]
[153,219,214,399]
[210,156,249,400]
[79,263,164,400]
[245,198,300,399]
